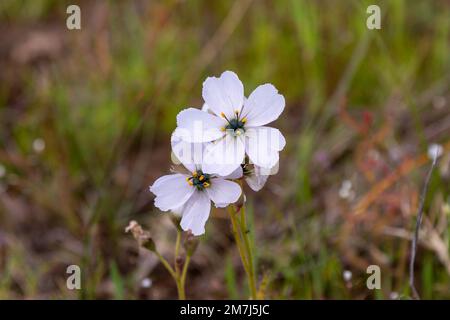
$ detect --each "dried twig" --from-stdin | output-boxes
[409,150,438,299]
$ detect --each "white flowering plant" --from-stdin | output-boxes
[133,71,285,299]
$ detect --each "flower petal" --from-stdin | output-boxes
[180,191,211,236]
[202,134,245,176]
[202,71,244,119]
[245,165,270,192]
[201,103,209,112]
[206,178,242,207]
[222,166,243,179]
[149,174,195,211]
[171,130,205,172]
[245,127,285,169]
[176,108,225,143]
[245,174,269,192]
[242,84,285,127]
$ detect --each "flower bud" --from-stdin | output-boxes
[142,237,157,252]
[125,220,157,252]
[183,231,199,256]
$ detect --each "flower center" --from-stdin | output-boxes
[186,170,211,190]
[221,111,247,135]
[226,118,246,131]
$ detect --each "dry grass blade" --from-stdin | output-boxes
[409,150,439,300]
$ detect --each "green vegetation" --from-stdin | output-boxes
[0,0,449,299]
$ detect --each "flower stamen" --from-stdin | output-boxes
[225,118,245,131]
[186,170,211,190]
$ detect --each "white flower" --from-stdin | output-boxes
[175,71,286,176]
[149,133,242,236]
[201,102,277,192]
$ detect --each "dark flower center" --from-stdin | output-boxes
[221,111,247,135]
[226,118,246,131]
[186,170,211,190]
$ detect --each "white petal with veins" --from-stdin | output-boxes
[202,71,244,119]
[180,191,211,236]
[242,84,285,127]
[176,108,225,143]
[150,174,195,211]
[206,178,241,208]
[202,134,245,176]
[245,165,270,192]
[245,127,285,169]
[171,130,206,172]
[223,166,243,180]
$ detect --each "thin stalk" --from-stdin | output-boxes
[239,205,257,299]
[228,206,250,271]
[176,280,186,300]
[409,150,438,299]
[174,230,182,274]
[154,230,187,300]
[155,251,177,280]
[173,229,187,300]
[180,254,192,299]
[228,205,258,299]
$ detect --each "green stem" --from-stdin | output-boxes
[176,279,186,300]
[180,254,191,299]
[239,205,257,299]
[155,251,177,280]
[228,205,257,299]
[154,229,188,300]
[228,206,250,271]
[174,230,182,273]
[173,229,187,300]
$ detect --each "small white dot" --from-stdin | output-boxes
[141,278,152,288]
[33,138,46,153]
[343,270,352,282]
[339,180,354,200]
[390,292,399,300]
[343,180,352,190]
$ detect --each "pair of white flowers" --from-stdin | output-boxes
[150,71,286,236]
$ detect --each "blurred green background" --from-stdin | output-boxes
[0,0,449,299]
